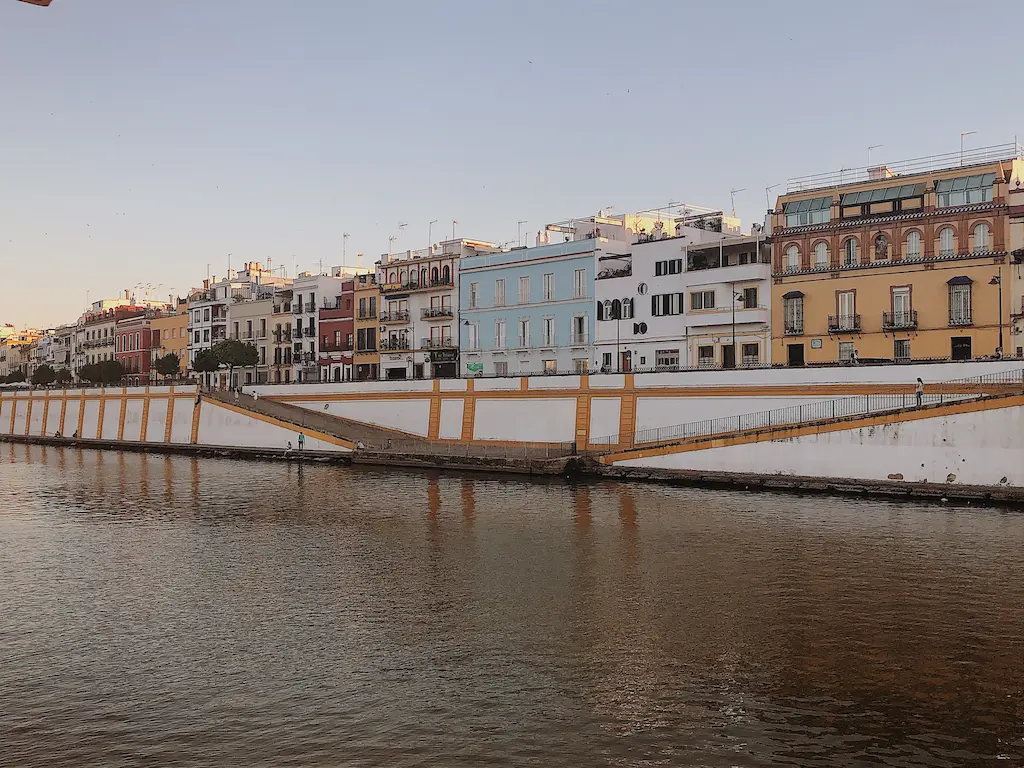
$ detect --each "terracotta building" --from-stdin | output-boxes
[771,142,1024,366]
[318,279,355,382]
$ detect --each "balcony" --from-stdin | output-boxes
[570,332,590,346]
[357,310,377,321]
[421,307,454,320]
[293,304,304,314]
[294,327,304,339]
[949,314,973,327]
[828,314,862,333]
[421,337,456,349]
[319,343,353,353]
[882,310,918,331]
[273,329,292,343]
[596,265,631,280]
[380,338,410,351]
[304,301,316,313]
[380,310,410,324]
[784,323,804,336]
[381,277,454,295]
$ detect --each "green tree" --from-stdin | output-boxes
[97,359,124,385]
[192,350,220,374]
[31,364,56,387]
[77,363,100,384]
[5,370,27,384]
[54,368,73,385]
[153,353,181,381]
[212,338,259,384]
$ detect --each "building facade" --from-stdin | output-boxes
[318,279,355,382]
[114,312,160,384]
[376,238,499,380]
[458,239,597,376]
[291,270,364,383]
[354,273,379,381]
[772,143,1023,366]
[595,228,771,371]
[228,295,273,387]
[150,300,189,379]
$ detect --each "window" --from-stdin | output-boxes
[572,315,586,344]
[690,290,715,311]
[542,273,555,301]
[494,361,508,376]
[741,343,759,367]
[518,276,530,304]
[469,282,479,309]
[784,196,831,227]
[894,339,910,361]
[542,317,555,346]
[786,246,799,271]
[813,242,828,268]
[839,341,854,362]
[906,231,922,259]
[936,173,994,208]
[194,331,200,343]
[651,293,684,316]
[494,279,505,306]
[203,330,210,342]
[742,287,758,308]
[939,227,955,257]
[246,320,253,338]
[698,346,715,368]
[518,318,530,348]
[949,282,972,325]
[655,259,683,276]
[573,358,589,374]
[442,265,450,283]
[843,238,858,266]
[358,297,366,317]
[204,308,211,322]
[892,287,912,328]
[543,359,557,374]
[620,298,633,319]
[655,349,680,370]
[573,269,586,298]
[837,291,856,329]
[783,296,804,334]
[602,352,612,369]
[495,320,506,349]
[973,223,990,253]
[466,323,479,351]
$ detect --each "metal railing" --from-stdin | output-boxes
[784,323,803,336]
[883,310,918,330]
[828,314,862,333]
[421,337,455,349]
[590,368,1024,448]
[421,307,454,319]
[949,314,973,327]
[379,339,410,351]
[380,310,410,323]
[355,438,576,460]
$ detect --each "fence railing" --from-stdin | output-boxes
[354,438,576,460]
[589,368,1024,448]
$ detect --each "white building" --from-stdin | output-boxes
[376,238,499,380]
[290,267,369,383]
[595,210,771,371]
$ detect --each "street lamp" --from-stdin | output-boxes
[961,130,977,166]
[989,269,1003,356]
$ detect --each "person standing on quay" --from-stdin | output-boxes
[915,378,924,408]
[298,432,305,451]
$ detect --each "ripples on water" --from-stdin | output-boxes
[2,443,1023,767]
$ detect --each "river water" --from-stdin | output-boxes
[2,443,1023,767]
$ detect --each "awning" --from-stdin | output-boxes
[782,195,832,214]
[782,290,804,299]
[936,173,996,194]
[841,182,926,206]
[946,275,973,285]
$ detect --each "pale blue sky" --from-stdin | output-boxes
[2,0,1020,329]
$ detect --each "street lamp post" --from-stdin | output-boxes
[989,269,1004,355]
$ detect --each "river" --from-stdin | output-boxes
[2,443,1023,767]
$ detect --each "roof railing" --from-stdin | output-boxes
[787,142,1024,194]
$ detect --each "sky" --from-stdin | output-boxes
[1,0,1022,329]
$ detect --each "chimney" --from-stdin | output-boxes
[868,165,895,181]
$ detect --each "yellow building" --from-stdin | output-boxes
[772,143,1024,366]
[354,272,379,380]
[151,300,189,379]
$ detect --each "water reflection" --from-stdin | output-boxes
[2,443,1023,767]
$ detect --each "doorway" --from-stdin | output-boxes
[787,343,805,367]
[722,344,736,369]
[951,336,972,361]
[619,350,632,372]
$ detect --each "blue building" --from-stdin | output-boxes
[458,239,600,376]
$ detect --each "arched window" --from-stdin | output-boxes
[442,264,451,283]
[785,245,799,271]
[813,242,828,268]
[939,227,955,256]
[611,299,622,319]
[906,231,922,259]
[973,223,990,253]
[874,233,889,260]
[843,238,858,265]
[431,267,439,282]
[621,298,633,319]
[603,299,613,320]
[399,269,407,283]
[420,268,427,285]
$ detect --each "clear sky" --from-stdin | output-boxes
[2,0,1021,329]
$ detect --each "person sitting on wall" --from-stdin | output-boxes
[71,430,78,439]
[915,378,924,408]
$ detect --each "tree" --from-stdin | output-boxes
[192,350,220,374]
[54,368,73,385]
[4,370,27,384]
[77,363,100,384]
[153,353,181,381]
[212,339,259,385]
[96,359,124,385]
[31,364,56,387]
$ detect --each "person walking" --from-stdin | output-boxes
[915,377,924,408]
[234,388,239,404]
[297,432,305,451]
